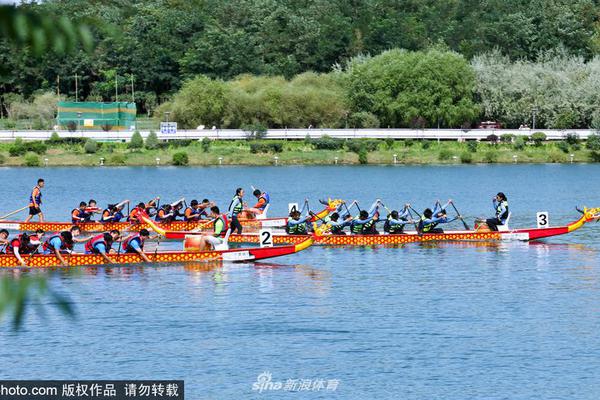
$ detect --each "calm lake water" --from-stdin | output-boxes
[0,165,599,399]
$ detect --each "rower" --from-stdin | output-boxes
[184,200,202,222]
[7,230,44,267]
[198,199,213,219]
[121,228,152,263]
[0,229,9,253]
[128,202,147,223]
[145,197,160,216]
[327,212,353,235]
[71,201,88,223]
[350,200,380,235]
[228,188,244,234]
[195,206,229,251]
[418,200,452,234]
[84,230,121,263]
[384,207,412,234]
[42,231,74,266]
[155,204,174,223]
[113,204,125,222]
[486,192,509,231]
[24,178,45,223]
[242,189,270,218]
[286,210,311,235]
[101,204,117,223]
[84,199,101,222]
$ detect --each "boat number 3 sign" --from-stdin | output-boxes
[259,229,274,247]
[536,212,549,228]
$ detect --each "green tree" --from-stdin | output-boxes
[346,48,480,128]
[129,131,143,149]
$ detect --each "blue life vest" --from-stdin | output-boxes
[258,192,270,211]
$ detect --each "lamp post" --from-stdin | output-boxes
[513,155,518,164]
[532,107,538,130]
[274,156,279,166]
[393,154,398,164]
[77,111,82,134]
[218,156,223,165]
[156,157,160,166]
[100,157,104,166]
[570,154,574,163]
[334,156,338,165]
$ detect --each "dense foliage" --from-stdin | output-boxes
[3,0,600,129]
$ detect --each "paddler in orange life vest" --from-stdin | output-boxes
[121,228,152,263]
[196,206,228,252]
[241,189,270,219]
[7,229,45,267]
[155,204,174,223]
[184,200,204,222]
[42,230,74,267]
[72,201,88,223]
[84,230,121,263]
[24,178,45,223]
[128,202,148,224]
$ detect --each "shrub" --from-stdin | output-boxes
[587,134,600,151]
[0,153,5,164]
[385,137,395,150]
[23,152,40,167]
[421,140,431,149]
[548,151,565,163]
[346,139,379,153]
[48,131,60,144]
[556,141,570,153]
[242,123,267,140]
[514,136,526,150]
[565,133,580,145]
[304,134,312,145]
[4,119,16,129]
[250,142,283,153]
[484,151,498,163]
[32,118,50,130]
[313,136,343,150]
[500,134,515,143]
[109,154,127,165]
[172,151,189,166]
[358,148,368,164]
[403,139,415,147]
[129,131,144,150]
[530,132,546,147]
[467,141,478,152]
[84,139,98,154]
[438,148,453,161]
[201,137,211,152]
[26,141,47,155]
[348,111,380,128]
[460,151,473,163]
[486,134,499,144]
[590,151,600,162]
[145,130,159,150]
[571,143,581,151]
[9,138,26,156]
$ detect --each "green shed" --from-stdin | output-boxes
[56,102,136,131]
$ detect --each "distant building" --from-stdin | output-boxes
[56,101,136,131]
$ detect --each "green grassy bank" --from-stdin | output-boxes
[0,138,599,167]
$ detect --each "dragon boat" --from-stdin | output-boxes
[149,207,600,246]
[0,201,342,234]
[0,236,314,268]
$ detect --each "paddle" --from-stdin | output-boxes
[0,206,29,221]
[449,201,471,230]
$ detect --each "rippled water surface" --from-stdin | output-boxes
[0,165,599,399]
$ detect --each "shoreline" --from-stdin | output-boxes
[0,139,598,167]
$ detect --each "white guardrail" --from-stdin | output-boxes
[0,128,595,142]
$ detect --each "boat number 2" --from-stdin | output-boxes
[259,229,274,248]
[536,212,549,229]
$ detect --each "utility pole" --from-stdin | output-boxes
[57,75,60,96]
[75,73,78,102]
[532,106,538,130]
[131,74,135,103]
[115,73,118,102]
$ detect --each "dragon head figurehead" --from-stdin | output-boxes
[582,207,600,222]
[325,199,344,211]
